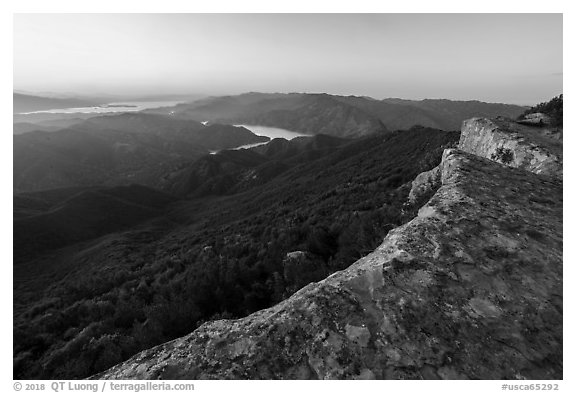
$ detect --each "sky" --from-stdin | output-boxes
[13,13,562,105]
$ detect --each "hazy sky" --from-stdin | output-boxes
[14,13,562,104]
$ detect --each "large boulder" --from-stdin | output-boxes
[459,117,562,178]
[408,165,441,205]
[93,148,562,380]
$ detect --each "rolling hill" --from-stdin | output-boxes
[14,185,177,261]
[13,113,268,192]
[164,134,350,197]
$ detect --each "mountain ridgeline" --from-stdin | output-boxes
[13,113,268,193]
[13,93,102,114]
[14,93,526,194]
[148,92,526,135]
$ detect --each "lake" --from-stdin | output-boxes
[235,125,307,140]
[20,101,183,115]
[231,124,309,150]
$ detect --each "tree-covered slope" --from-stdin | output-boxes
[14,127,458,379]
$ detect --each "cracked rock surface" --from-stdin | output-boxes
[94,147,562,380]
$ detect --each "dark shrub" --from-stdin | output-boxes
[491,147,514,164]
[519,94,563,127]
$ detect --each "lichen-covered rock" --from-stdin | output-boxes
[94,148,562,380]
[459,117,562,178]
[408,165,441,205]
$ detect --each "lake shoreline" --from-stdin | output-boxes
[209,124,310,154]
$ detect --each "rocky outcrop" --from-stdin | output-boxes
[517,112,552,127]
[459,117,562,178]
[407,114,563,207]
[408,166,441,205]
[94,145,562,380]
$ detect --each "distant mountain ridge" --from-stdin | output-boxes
[339,96,528,130]
[150,93,387,138]
[13,117,88,135]
[13,113,268,192]
[149,92,526,134]
[13,93,527,195]
[13,93,102,114]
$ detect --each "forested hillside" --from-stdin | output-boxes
[14,127,458,379]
